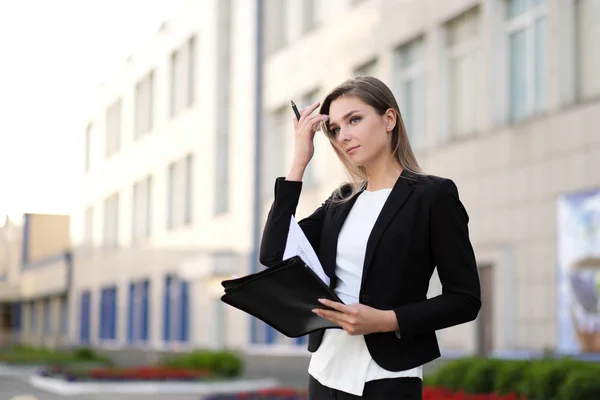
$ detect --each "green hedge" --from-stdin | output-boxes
[428,357,600,399]
[0,346,111,366]
[160,349,243,378]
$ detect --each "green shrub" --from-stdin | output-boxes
[432,357,480,391]
[73,348,97,360]
[461,358,503,394]
[527,359,582,400]
[493,359,531,395]
[161,349,243,377]
[558,367,600,400]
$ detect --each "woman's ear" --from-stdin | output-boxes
[385,108,397,132]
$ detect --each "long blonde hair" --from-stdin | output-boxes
[319,76,423,204]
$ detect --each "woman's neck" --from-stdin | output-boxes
[364,157,403,192]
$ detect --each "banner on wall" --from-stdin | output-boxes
[557,189,600,353]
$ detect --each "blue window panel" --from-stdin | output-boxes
[127,283,135,343]
[80,291,91,343]
[30,302,37,332]
[110,287,117,340]
[295,335,308,346]
[43,299,51,335]
[163,275,171,341]
[99,289,106,339]
[13,303,21,332]
[265,324,276,345]
[141,280,149,341]
[179,280,189,342]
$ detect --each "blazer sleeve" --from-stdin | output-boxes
[393,178,481,339]
[259,177,331,267]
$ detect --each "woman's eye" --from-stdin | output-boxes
[350,116,361,124]
[331,127,340,135]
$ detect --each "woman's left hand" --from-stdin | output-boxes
[313,298,398,336]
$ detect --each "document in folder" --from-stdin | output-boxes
[282,216,330,286]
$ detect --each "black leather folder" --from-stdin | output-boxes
[220,256,344,338]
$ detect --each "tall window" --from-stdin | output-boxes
[575,0,600,101]
[261,106,287,198]
[43,299,52,335]
[170,36,196,117]
[127,279,150,343]
[167,154,193,229]
[79,291,91,343]
[103,193,119,248]
[134,70,154,139]
[99,285,117,341]
[506,0,548,121]
[132,175,152,242]
[353,58,379,77]
[163,275,189,343]
[264,0,287,55]
[445,8,480,138]
[105,99,122,157]
[215,0,232,216]
[84,123,92,171]
[394,36,427,149]
[30,302,37,332]
[301,88,320,187]
[302,0,317,34]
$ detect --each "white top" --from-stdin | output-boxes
[308,188,423,396]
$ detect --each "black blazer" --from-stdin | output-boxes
[259,169,481,372]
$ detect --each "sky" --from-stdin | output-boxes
[0,0,187,218]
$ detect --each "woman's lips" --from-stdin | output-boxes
[347,145,360,154]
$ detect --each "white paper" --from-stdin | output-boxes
[283,215,330,286]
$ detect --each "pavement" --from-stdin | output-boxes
[0,371,205,400]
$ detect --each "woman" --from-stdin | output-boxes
[259,76,481,399]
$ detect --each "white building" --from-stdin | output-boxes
[10,0,599,367]
[68,0,258,354]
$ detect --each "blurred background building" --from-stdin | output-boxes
[1,0,599,379]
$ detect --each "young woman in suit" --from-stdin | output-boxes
[259,76,481,399]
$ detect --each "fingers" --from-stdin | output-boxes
[300,101,320,118]
[318,298,347,313]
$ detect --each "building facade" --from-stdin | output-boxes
[256,0,600,358]
[7,0,599,363]
[67,0,258,354]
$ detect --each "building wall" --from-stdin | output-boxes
[258,0,600,355]
[68,0,259,352]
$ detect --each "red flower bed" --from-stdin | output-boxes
[86,366,211,381]
[423,388,526,400]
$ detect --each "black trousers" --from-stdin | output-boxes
[308,375,422,400]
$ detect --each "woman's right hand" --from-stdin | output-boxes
[291,101,329,168]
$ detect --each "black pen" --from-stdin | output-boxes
[291,100,301,121]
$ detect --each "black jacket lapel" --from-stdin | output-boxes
[361,170,418,286]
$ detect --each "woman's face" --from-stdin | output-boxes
[327,95,395,167]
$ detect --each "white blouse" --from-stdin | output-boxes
[307,188,422,396]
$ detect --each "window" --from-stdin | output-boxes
[43,299,51,335]
[264,0,287,55]
[127,279,150,343]
[214,0,232,216]
[103,193,119,248]
[30,302,37,332]
[353,58,379,77]
[393,36,427,149]
[99,286,117,340]
[132,175,152,242]
[134,71,154,139]
[60,296,68,335]
[302,0,317,34]
[83,206,93,246]
[170,36,196,117]
[105,99,122,157]
[261,106,287,198]
[505,0,548,121]
[575,0,600,101]
[167,155,193,229]
[163,275,189,343]
[301,88,320,187]
[445,8,480,138]
[84,123,92,171]
[79,291,91,343]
